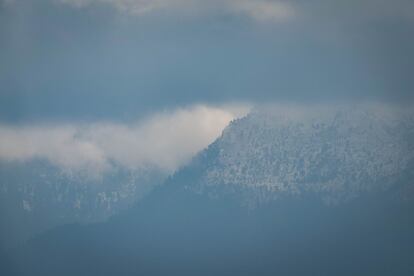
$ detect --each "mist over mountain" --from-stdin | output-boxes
[0,105,242,249]
[4,104,414,276]
[2,0,414,274]
[0,161,165,249]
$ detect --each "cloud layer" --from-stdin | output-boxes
[58,0,296,22]
[1,0,413,123]
[0,105,249,175]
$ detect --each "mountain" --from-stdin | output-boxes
[3,105,414,276]
[190,104,414,205]
[0,161,166,249]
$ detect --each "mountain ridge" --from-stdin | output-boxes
[3,105,414,276]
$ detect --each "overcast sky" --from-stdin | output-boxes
[1,0,413,123]
[0,0,413,173]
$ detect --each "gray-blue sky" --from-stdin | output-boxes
[1,0,413,122]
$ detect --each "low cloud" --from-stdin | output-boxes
[60,0,181,14]
[230,1,295,23]
[0,104,250,175]
[58,0,296,22]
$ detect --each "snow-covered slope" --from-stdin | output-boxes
[0,162,165,248]
[190,104,414,205]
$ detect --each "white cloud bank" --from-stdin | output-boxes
[58,0,296,22]
[231,0,295,22]
[0,104,250,175]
